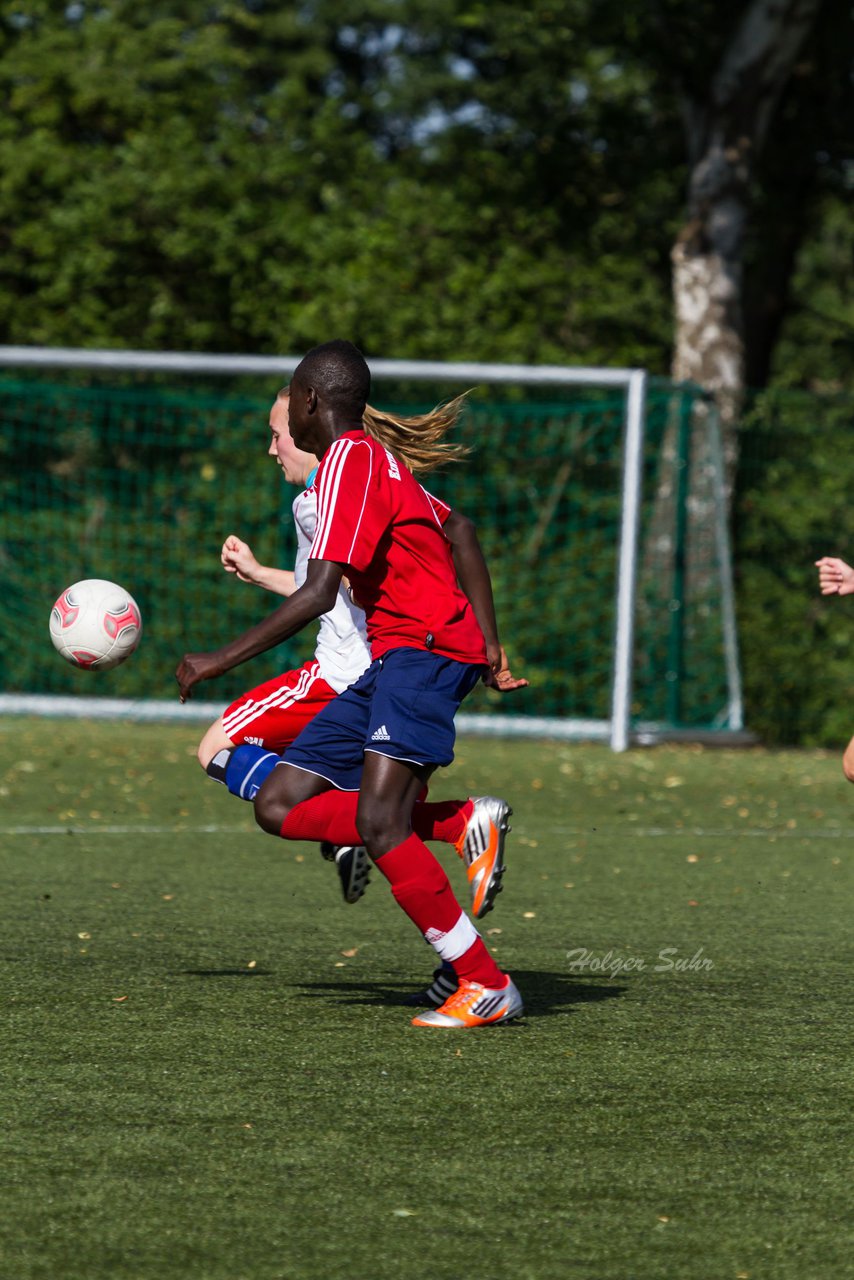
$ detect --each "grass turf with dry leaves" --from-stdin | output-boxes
[1,717,853,1280]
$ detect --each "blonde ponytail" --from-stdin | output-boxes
[277,384,472,477]
[361,393,471,475]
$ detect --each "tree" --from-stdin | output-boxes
[0,0,850,395]
[668,0,824,420]
[0,2,382,350]
[745,0,854,393]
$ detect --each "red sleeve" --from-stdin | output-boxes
[422,488,451,527]
[310,437,383,571]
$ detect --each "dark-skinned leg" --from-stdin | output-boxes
[357,756,509,919]
[355,752,433,859]
[253,761,333,835]
[254,752,448,852]
[358,752,504,990]
[238,740,473,849]
[251,747,509,1013]
[252,761,372,905]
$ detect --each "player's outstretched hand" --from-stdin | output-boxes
[175,652,224,703]
[815,556,854,597]
[483,645,529,693]
[222,535,262,584]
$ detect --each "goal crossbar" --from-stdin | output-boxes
[0,344,642,387]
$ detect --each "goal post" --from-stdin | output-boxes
[0,345,746,749]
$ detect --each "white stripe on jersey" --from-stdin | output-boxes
[312,438,352,560]
[346,446,373,563]
[309,439,341,559]
[222,661,321,739]
[421,487,450,529]
[315,438,356,559]
[312,437,373,563]
[293,485,371,692]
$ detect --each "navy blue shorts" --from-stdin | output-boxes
[284,648,484,791]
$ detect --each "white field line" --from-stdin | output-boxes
[550,826,854,839]
[0,824,254,836]
[1,823,853,840]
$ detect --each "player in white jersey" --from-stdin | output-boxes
[213,482,371,751]
[195,391,373,902]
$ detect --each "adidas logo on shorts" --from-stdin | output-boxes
[371,724,391,741]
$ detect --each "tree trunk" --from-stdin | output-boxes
[672,0,824,438]
[640,1,824,728]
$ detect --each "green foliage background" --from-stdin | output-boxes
[735,389,854,745]
[1,3,853,742]
[1,2,851,388]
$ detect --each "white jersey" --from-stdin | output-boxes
[292,486,372,694]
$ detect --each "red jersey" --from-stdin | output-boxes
[309,430,487,665]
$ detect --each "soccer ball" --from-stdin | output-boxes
[49,579,142,671]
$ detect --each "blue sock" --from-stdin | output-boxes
[206,745,283,801]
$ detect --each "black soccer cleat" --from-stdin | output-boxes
[321,844,371,903]
[402,965,460,1007]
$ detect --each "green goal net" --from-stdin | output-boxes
[0,365,740,741]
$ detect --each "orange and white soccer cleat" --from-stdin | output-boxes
[453,796,512,918]
[411,977,524,1029]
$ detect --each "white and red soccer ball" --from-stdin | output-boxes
[49,579,142,671]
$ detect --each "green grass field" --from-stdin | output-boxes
[2,718,853,1280]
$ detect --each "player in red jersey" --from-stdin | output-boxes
[178,341,525,1029]
[201,390,524,947]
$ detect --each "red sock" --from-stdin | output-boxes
[279,794,472,848]
[412,798,472,846]
[375,833,504,988]
[279,791,361,844]
[452,938,508,989]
